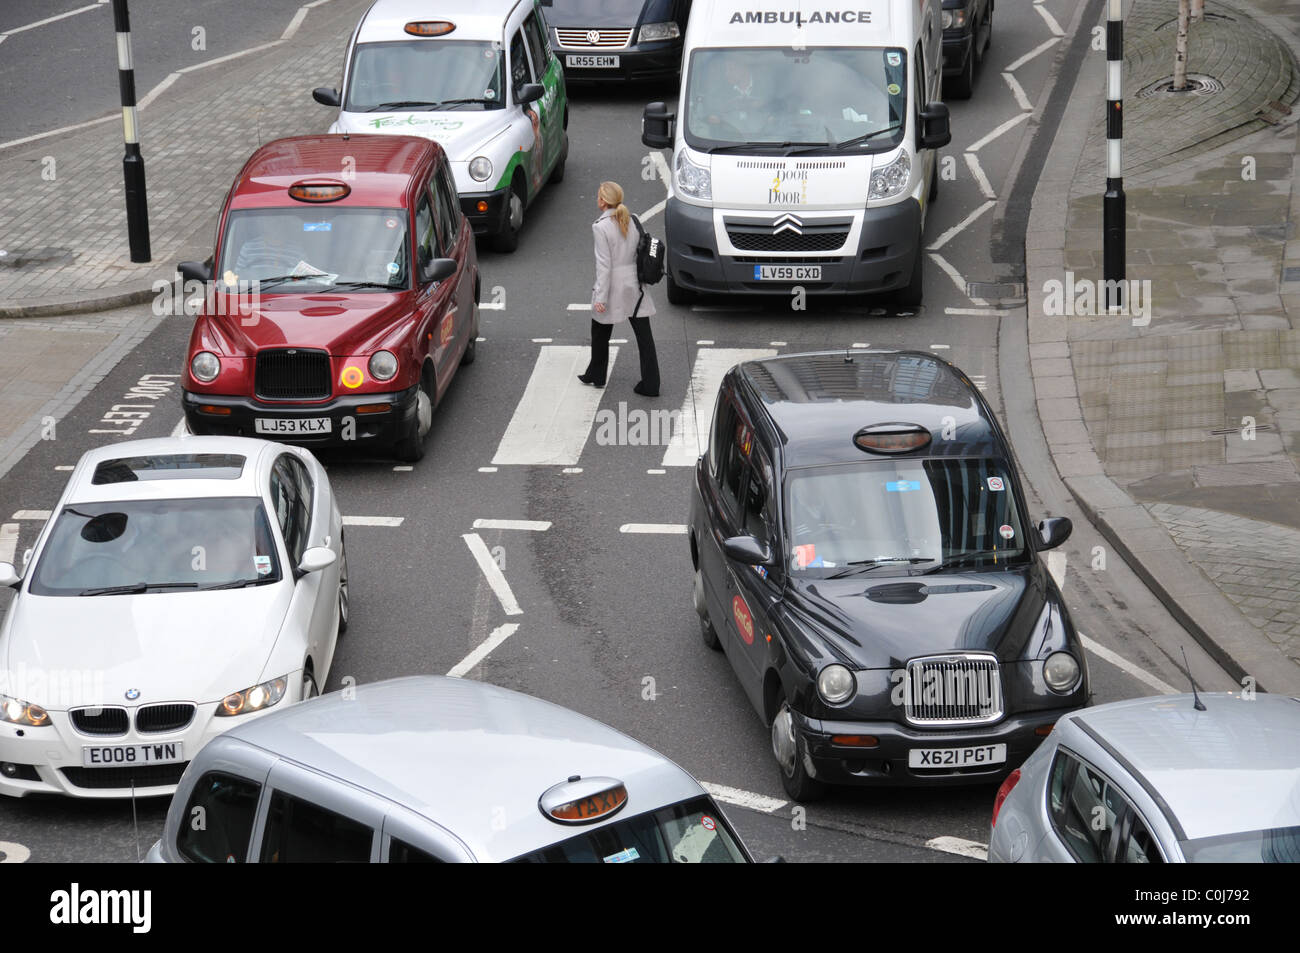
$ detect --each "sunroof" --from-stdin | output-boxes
[91,454,247,484]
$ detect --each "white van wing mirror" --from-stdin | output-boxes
[919,103,951,150]
[642,101,675,149]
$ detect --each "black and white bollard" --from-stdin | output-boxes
[1103,0,1124,310]
[113,0,151,263]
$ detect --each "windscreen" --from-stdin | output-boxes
[345,40,505,111]
[684,46,907,153]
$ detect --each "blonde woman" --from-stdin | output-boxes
[579,181,660,395]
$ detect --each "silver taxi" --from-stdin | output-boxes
[145,676,754,863]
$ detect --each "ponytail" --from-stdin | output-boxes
[598,181,631,237]
[613,203,631,238]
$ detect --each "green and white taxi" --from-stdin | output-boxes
[312,0,569,252]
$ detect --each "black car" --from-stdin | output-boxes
[942,0,993,99]
[541,0,690,84]
[688,350,1089,801]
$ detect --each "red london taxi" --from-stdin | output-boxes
[179,134,479,461]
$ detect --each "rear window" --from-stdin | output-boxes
[176,772,261,863]
[260,790,375,863]
[92,454,245,484]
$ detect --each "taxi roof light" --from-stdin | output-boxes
[405,20,454,36]
[539,777,628,825]
[288,181,350,203]
[853,423,932,454]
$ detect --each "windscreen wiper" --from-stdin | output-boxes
[330,280,399,290]
[431,98,499,109]
[80,581,199,596]
[369,100,442,111]
[825,556,934,578]
[918,550,1009,574]
[830,123,903,151]
[255,274,328,287]
[195,578,270,591]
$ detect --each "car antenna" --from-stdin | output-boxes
[1179,646,1206,711]
[131,780,142,862]
[844,347,855,363]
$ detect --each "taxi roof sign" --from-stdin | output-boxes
[405,20,454,36]
[288,181,351,203]
[539,776,629,825]
[854,423,931,454]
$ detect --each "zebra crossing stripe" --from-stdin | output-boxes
[661,348,777,467]
[0,523,19,566]
[491,346,619,466]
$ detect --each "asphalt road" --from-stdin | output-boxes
[0,0,1240,863]
[0,0,312,143]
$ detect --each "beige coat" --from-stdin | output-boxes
[591,210,656,324]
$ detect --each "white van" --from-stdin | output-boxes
[641,1,951,304]
[312,0,569,253]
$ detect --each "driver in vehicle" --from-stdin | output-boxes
[705,59,767,134]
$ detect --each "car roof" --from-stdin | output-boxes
[229,135,436,211]
[1067,693,1300,842]
[356,0,525,44]
[688,0,915,48]
[735,349,1002,466]
[63,436,281,504]
[224,676,707,860]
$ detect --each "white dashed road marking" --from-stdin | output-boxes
[10,511,50,520]
[341,516,404,527]
[447,622,521,679]
[1080,634,1179,696]
[926,837,989,861]
[701,783,788,814]
[619,523,688,534]
[462,532,522,616]
[472,519,551,531]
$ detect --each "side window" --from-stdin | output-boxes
[719,416,751,518]
[271,458,307,564]
[437,166,462,245]
[259,790,375,863]
[1048,751,1123,863]
[915,42,927,115]
[389,837,442,863]
[284,455,314,544]
[522,13,549,77]
[415,193,435,277]
[743,456,771,542]
[432,175,458,255]
[1122,812,1164,864]
[176,772,261,863]
[709,397,735,480]
[509,29,533,91]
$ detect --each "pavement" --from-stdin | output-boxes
[1026,0,1300,693]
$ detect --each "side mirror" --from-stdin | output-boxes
[918,103,951,150]
[297,547,337,575]
[642,101,675,149]
[422,257,457,284]
[723,535,773,566]
[178,261,212,284]
[1037,517,1072,551]
[0,562,19,589]
[516,83,544,105]
[312,87,341,107]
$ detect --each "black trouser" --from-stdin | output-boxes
[584,316,659,392]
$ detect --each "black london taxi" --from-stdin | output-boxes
[688,350,1089,801]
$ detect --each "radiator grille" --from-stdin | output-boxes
[255,348,331,401]
[70,707,129,736]
[136,703,196,734]
[728,230,849,252]
[555,28,633,49]
[62,763,189,789]
[903,654,1003,726]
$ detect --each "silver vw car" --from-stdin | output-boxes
[146,675,754,863]
[988,692,1300,863]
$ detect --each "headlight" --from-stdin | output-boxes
[190,351,220,383]
[869,148,911,200]
[817,664,856,705]
[216,676,288,717]
[368,349,398,381]
[1,694,50,727]
[468,156,492,182]
[1043,652,1081,693]
[639,21,680,43]
[674,150,711,200]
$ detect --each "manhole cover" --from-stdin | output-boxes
[0,247,76,270]
[1136,74,1225,98]
[967,280,1025,303]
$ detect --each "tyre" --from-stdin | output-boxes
[694,568,721,651]
[550,132,568,184]
[460,296,478,366]
[948,43,975,99]
[983,4,993,54]
[301,666,319,701]
[336,539,349,636]
[393,371,433,462]
[771,692,827,802]
[491,180,525,253]
[896,238,924,307]
[666,271,693,306]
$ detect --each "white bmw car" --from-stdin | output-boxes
[0,436,348,798]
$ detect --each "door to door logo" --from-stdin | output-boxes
[732,594,754,646]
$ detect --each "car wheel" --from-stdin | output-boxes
[949,43,975,99]
[460,297,479,366]
[983,5,993,54]
[492,181,525,253]
[394,371,433,462]
[336,539,349,636]
[666,271,693,306]
[301,667,318,701]
[694,568,721,651]
[896,238,924,307]
[550,132,568,184]
[771,693,827,802]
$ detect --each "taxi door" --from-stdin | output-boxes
[521,7,564,178]
[412,185,455,398]
[428,164,471,384]
[727,445,781,712]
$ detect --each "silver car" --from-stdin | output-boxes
[146,675,754,863]
[988,692,1300,862]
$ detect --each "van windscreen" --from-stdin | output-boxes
[684,47,907,154]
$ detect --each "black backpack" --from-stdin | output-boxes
[631,215,665,286]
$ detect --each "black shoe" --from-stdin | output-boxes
[633,381,659,397]
[578,373,605,388]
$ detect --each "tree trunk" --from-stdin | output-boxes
[1190,0,1205,21]
[1173,0,1190,90]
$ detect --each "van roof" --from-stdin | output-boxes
[224,676,706,860]
[688,0,914,48]
[735,349,1001,465]
[356,0,525,45]
[228,135,436,211]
